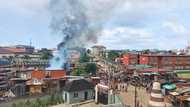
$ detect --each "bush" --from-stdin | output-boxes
[25,100,32,107]
[17,102,24,107]
[25,100,31,105]
[36,98,42,107]
[41,98,49,107]
[50,95,56,105]
[12,95,64,107]
[11,103,16,107]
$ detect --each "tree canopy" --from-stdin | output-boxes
[39,48,53,60]
[79,53,90,63]
[72,63,97,76]
[107,50,120,61]
[85,63,97,75]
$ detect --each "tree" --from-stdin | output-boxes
[8,56,14,61]
[143,49,150,54]
[72,65,86,76]
[87,49,91,54]
[107,50,120,61]
[72,63,97,76]
[79,53,90,63]
[39,48,53,60]
[24,55,31,59]
[85,63,97,75]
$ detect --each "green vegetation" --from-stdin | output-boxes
[72,63,97,76]
[142,49,150,54]
[79,53,90,63]
[71,50,97,76]
[107,50,120,61]
[177,72,190,78]
[39,48,53,60]
[72,65,86,76]
[85,63,97,75]
[12,95,64,107]
[23,55,31,59]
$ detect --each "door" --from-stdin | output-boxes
[84,91,88,100]
[65,93,67,102]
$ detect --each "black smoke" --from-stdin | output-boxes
[48,0,125,69]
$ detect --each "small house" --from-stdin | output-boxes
[62,79,94,104]
[27,70,66,95]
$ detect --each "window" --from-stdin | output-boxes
[74,92,78,97]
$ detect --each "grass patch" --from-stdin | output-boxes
[177,72,190,78]
[11,94,64,107]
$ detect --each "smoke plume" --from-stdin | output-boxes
[48,0,124,69]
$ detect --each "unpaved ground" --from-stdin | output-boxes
[52,85,150,107]
[119,85,149,107]
[51,102,99,107]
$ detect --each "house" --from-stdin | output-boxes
[10,78,27,97]
[0,59,11,97]
[121,53,190,70]
[121,53,139,65]
[26,70,46,95]
[139,54,190,70]
[26,70,66,95]
[0,45,34,58]
[44,70,66,94]
[91,45,106,58]
[62,79,94,104]
[67,48,86,63]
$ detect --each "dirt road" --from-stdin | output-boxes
[119,85,149,107]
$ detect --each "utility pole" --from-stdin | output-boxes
[133,70,138,107]
[134,85,137,107]
[29,39,32,47]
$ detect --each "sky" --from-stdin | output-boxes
[0,0,190,50]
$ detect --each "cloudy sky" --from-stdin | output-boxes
[0,0,190,49]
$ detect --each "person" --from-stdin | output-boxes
[125,83,128,92]
[137,100,140,107]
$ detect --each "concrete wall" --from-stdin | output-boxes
[63,89,94,104]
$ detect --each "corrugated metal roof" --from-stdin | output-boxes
[0,59,10,66]
[134,64,152,69]
[63,79,94,92]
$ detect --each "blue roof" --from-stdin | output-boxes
[0,59,10,66]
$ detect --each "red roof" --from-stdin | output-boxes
[49,70,66,79]
[31,70,66,79]
[31,70,46,79]
[0,48,12,54]
[0,47,27,54]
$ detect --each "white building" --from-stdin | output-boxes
[91,45,106,58]
[62,79,94,104]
